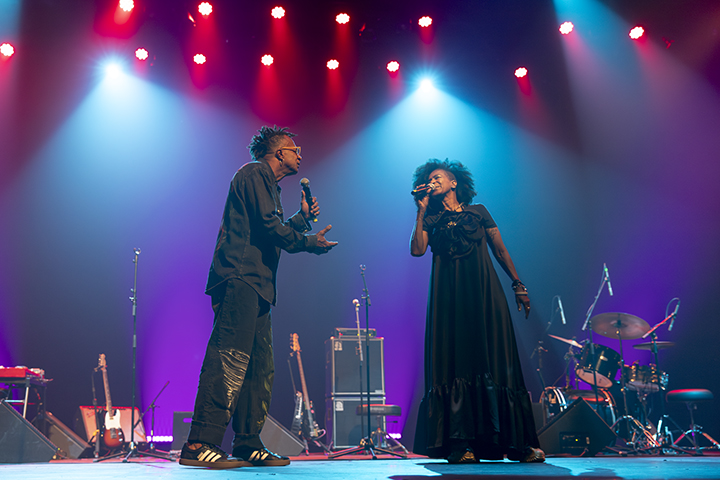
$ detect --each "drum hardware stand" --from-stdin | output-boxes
[638,300,691,455]
[329,265,405,459]
[610,322,660,453]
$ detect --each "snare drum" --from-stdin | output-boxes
[575,343,622,388]
[622,362,669,392]
[539,387,568,426]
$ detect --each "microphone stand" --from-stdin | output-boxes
[581,266,610,415]
[354,300,365,439]
[132,381,173,456]
[329,265,405,459]
[90,368,102,458]
[97,249,173,462]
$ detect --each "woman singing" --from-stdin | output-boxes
[410,159,544,464]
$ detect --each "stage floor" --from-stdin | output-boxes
[2,455,720,480]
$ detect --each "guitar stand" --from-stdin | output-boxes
[300,432,332,455]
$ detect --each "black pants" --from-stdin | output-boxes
[188,278,274,451]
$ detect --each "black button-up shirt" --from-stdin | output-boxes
[206,161,317,305]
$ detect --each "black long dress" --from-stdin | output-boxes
[413,204,540,460]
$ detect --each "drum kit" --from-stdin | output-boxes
[540,311,678,452]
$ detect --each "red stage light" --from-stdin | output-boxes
[118,0,134,12]
[194,54,207,65]
[271,6,285,19]
[261,54,274,66]
[418,16,432,28]
[0,43,14,57]
[327,59,339,70]
[135,48,149,61]
[559,21,574,35]
[198,2,213,16]
[514,67,528,78]
[336,13,350,25]
[629,26,645,40]
[387,61,400,73]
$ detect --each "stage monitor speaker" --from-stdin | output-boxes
[34,411,91,459]
[537,398,616,456]
[171,411,192,451]
[260,415,305,457]
[0,400,58,463]
[326,337,384,396]
[73,406,147,444]
[531,402,544,432]
[326,396,384,449]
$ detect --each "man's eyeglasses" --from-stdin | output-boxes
[278,146,301,157]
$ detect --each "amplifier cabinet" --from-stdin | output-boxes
[73,406,147,443]
[326,396,385,450]
[325,336,384,397]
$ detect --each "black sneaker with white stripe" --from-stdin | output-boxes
[234,447,290,466]
[179,443,251,469]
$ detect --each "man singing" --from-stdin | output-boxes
[180,126,337,469]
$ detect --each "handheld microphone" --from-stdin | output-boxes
[411,183,435,198]
[300,178,317,222]
[603,263,614,296]
[353,299,360,309]
[669,299,680,331]
[558,296,567,325]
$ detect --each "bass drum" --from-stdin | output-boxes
[564,389,618,425]
[539,387,568,426]
[575,343,622,388]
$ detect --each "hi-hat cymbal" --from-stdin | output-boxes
[634,341,675,351]
[590,312,650,340]
[548,334,583,348]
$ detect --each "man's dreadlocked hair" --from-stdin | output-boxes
[247,125,297,161]
[412,159,477,206]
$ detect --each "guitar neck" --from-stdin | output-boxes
[295,352,312,413]
[101,368,113,417]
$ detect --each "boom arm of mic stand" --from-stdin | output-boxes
[641,312,675,339]
[582,270,609,331]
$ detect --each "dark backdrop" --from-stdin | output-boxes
[1,0,718,449]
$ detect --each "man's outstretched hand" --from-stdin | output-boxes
[314,225,338,255]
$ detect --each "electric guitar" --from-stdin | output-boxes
[98,354,125,449]
[290,334,320,438]
[290,391,303,436]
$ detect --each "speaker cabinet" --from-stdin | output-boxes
[0,400,58,463]
[34,411,91,459]
[73,406,146,444]
[326,396,385,449]
[325,337,384,396]
[171,411,192,451]
[537,398,616,456]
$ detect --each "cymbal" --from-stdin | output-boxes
[590,312,650,340]
[634,341,675,351]
[548,334,583,348]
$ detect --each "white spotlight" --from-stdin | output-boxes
[419,78,434,91]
